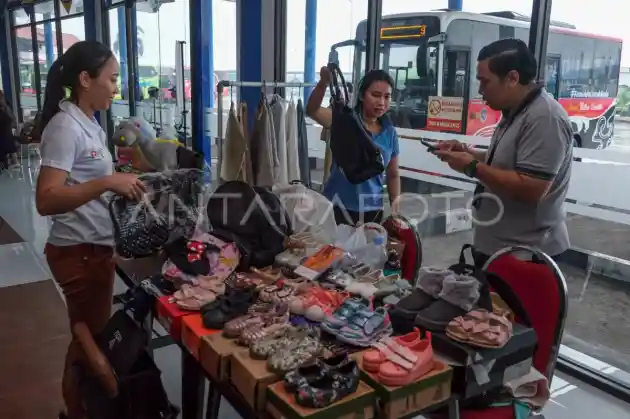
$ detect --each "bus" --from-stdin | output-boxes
[331,10,623,149]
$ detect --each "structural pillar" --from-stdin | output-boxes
[303,0,317,100]
[237,0,277,129]
[43,15,54,67]
[528,0,552,82]
[189,0,214,163]
[0,7,16,112]
[117,7,129,99]
[130,6,140,101]
[448,0,463,11]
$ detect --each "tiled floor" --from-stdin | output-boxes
[0,161,629,419]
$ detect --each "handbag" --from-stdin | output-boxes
[327,62,384,184]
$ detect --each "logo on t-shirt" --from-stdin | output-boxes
[89,149,105,159]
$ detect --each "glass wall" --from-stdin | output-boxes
[9,0,84,122]
[548,0,630,390]
[135,0,190,134]
[286,0,368,106]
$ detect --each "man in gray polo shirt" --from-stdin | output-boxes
[434,38,573,266]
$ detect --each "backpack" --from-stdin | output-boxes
[206,181,291,269]
[327,62,384,184]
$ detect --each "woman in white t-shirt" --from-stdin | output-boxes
[35,41,145,419]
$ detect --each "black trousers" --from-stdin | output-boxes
[333,206,383,226]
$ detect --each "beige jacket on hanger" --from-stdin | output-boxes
[285,99,300,182]
[221,101,250,183]
[270,97,288,184]
[251,101,276,187]
[239,102,254,184]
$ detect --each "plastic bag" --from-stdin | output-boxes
[334,222,387,253]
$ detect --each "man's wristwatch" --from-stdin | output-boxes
[464,159,479,178]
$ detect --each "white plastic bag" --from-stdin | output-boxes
[272,183,338,242]
[334,222,387,252]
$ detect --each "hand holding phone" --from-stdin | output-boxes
[420,138,437,152]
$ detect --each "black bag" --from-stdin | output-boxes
[206,181,291,269]
[77,311,178,419]
[327,62,384,184]
[109,169,204,258]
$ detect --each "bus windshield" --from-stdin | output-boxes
[355,16,441,128]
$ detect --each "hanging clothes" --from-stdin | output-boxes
[321,124,333,186]
[250,100,276,187]
[269,96,288,184]
[221,101,250,183]
[285,99,300,182]
[296,99,311,188]
[239,102,254,184]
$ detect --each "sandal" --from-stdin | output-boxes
[362,328,421,373]
[284,352,350,392]
[320,297,372,334]
[333,307,393,347]
[201,286,258,329]
[294,360,360,408]
[260,280,298,304]
[445,309,513,349]
[222,302,276,338]
[375,332,435,387]
[268,334,323,374]
[249,326,308,359]
[238,304,290,346]
[172,285,220,311]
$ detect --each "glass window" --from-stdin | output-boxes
[135,1,191,132]
[286,0,368,106]
[108,7,129,123]
[549,0,630,393]
[13,16,38,118]
[33,1,55,22]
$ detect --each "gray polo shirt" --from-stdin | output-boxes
[40,100,114,246]
[473,88,573,256]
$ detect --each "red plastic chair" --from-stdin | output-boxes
[453,246,569,419]
[382,214,423,283]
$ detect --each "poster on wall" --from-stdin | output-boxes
[426,96,464,133]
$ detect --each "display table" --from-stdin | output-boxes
[114,256,465,419]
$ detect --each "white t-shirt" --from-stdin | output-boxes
[40,100,114,246]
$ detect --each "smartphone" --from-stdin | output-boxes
[420,138,437,152]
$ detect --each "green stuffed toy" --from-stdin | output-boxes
[112,117,184,172]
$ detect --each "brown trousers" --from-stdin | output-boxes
[45,243,116,419]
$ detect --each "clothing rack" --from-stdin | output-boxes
[215,80,318,181]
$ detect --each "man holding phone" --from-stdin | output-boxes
[433,39,573,267]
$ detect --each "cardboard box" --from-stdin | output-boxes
[230,351,280,411]
[266,380,375,419]
[360,360,453,419]
[155,296,194,341]
[181,314,219,360]
[199,333,246,381]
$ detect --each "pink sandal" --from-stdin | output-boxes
[374,332,435,387]
[362,328,421,373]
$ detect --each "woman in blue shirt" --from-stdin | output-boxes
[306,67,401,225]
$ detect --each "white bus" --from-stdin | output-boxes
[330,10,623,149]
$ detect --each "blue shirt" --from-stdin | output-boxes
[323,117,399,212]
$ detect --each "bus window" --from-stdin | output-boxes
[545,56,560,99]
[383,43,437,129]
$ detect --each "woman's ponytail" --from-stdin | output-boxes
[38,57,67,134]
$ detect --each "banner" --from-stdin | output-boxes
[426,96,464,133]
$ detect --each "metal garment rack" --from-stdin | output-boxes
[215,80,318,179]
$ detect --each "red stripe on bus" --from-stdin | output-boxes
[550,28,623,43]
